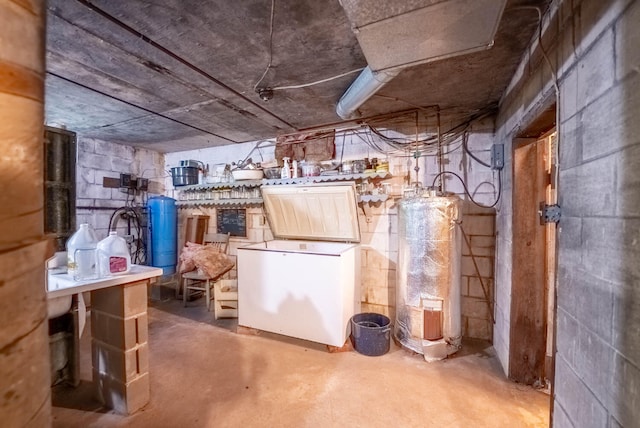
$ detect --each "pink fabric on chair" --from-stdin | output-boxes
[179,242,234,278]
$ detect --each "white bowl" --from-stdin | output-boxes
[232,169,264,180]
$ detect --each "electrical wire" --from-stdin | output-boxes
[517,5,561,193]
[253,0,276,92]
[271,67,365,90]
[431,170,502,209]
[461,130,492,168]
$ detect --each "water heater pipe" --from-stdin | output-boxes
[336,66,400,119]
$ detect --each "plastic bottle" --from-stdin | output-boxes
[281,157,291,179]
[97,231,132,277]
[66,223,99,281]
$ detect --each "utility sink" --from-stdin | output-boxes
[46,252,73,319]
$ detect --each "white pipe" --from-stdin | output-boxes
[336,66,400,119]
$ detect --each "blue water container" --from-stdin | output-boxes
[147,196,177,275]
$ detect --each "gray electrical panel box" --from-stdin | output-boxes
[491,144,504,170]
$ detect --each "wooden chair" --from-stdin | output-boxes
[181,233,232,310]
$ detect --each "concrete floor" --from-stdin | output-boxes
[52,297,550,427]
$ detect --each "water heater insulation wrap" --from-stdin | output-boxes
[395,195,462,355]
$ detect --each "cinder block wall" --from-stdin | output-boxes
[495,0,640,426]
[167,127,498,340]
[76,138,165,239]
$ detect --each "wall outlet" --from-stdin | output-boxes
[491,144,504,170]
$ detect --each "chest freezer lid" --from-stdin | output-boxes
[261,183,361,242]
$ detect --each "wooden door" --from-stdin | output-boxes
[510,138,548,385]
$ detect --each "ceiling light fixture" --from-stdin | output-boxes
[257,88,274,101]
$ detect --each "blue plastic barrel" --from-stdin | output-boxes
[147,196,177,275]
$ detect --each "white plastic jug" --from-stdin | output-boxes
[66,223,99,281]
[97,231,131,277]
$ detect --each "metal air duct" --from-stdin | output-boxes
[336,66,399,119]
[336,0,507,118]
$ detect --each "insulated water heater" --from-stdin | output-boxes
[395,195,462,362]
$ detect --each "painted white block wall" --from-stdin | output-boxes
[76,137,166,240]
[166,125,498,339]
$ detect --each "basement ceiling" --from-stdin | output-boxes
[45,0,550,153]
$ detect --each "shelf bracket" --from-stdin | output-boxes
[360,203,373,223]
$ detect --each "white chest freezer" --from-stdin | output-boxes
[237,183,361,347]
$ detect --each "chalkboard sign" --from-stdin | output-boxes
[216,208,247,237]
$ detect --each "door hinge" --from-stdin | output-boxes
[539,203,561,224]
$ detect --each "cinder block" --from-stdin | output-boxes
[461,255,493,278]
[579,0,628,52]
[559,157,617,217]
[466,317,491,340]
[360,303,390,318]
[574,323,613,402]
[93,370,150,415]
[111,157,136,173]
[469,235,496,256]
[610,352,640,428]
[617,143,640,218]
[96,140,135,160]
[551,401,573,428]
[613,280,640,368]
[576,29,615,110]
[468,277,492,299]
[79,153,111,170]
[554,356,607,428]
[92,341,149,383]
[582,217,640,293]
[582,75,640,160]
[461,215,495,236]
[91,281,148,318]
[78,166,95,184]
[366,249,391,269]
[362,285,395,307]
[461,296,490,320]
[76,182,112,200]
[91,311,148,350]
[615,0,640,80]
[555,308,579,368]
[78,138,95,154]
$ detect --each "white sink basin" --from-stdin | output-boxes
[48,295,72,319]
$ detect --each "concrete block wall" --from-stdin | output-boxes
[76,138,165,240]
[167,127,497,340]
[495,0,640,425]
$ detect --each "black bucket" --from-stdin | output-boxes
[350,313,391,356]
